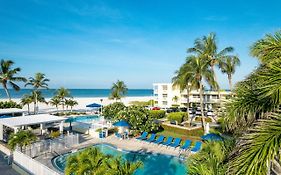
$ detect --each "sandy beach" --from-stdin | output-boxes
[0,96,153,112]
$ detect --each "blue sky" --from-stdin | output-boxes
[0,0,280,89]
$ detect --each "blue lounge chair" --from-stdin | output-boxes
[180,140,192,150]
[144,134,156,142]
[169,138,181,148]
[191,141,202,152]
[152,135,165,144]
[161,137,173,146]
[136,132,148,140]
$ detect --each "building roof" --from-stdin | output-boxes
[0,114,65,127]
[0,108,26,115]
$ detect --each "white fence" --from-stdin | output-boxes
[13,150,61,175]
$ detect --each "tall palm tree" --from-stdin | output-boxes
[20,95,33,114]
[55,87,71,112]
[8,130,36,152]
[65,99,78,112]
[110,80,128,101]
[65,147,108,175]
[49,96,61,112]
[29,90,47,114]
[181,56,218,132]
[220,56,240,91]
[105,156,143,175]
[187,33,235,102]
[25,73,49,114]
[0,59,26,100]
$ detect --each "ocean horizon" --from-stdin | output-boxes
[0,89,153,99]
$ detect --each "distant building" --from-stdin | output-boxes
[153,83,231,109]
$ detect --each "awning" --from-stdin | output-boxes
[86,103,102,108]
[0,108,26,115]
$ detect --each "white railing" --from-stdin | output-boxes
[13,150,61,175]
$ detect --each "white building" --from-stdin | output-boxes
[153,83,231,109]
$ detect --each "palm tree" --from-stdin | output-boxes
[181,56,218,132]
[187,33,236,103]
[25,73,49,114]
[29,90,47,114]
[8,130,36,152]
[49,96,61,112]
[20,95,33,114]
[220,56,240,91]
[187,140,235,175]
[0,59,26,100]
[109,90,121,101]
[65,147,108,175]
[105,156,143,175]
[110,80,128,101]
[55,87,71,112]
[172,96,179,104]
[65,99,78,112]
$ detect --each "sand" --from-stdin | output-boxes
[0,96,153,112]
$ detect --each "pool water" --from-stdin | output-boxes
[52,144,186,175]
[65,115,99,123]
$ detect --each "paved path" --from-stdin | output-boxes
[0,151,19,175]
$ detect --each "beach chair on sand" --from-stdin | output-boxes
[152,135,165,144]
[144,134,156,142]
[169,138,181,148]
[136,132,148,140]
[161,137,173,146]
[180,140,192,151]
[191,141,202,152]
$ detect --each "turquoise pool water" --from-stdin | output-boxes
[52,143,186,175]
[65,115,99,123]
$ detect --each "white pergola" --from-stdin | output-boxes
[0,114,66,141]
[0,108,27,116]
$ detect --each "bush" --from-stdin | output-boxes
[50,131,60,138]
[149,110,166,119]
[129,100,154,106]
[0,101,22,109]
[161,124,204,137]
[167,112,188,124]
[195,117,212,123]
[102,102,126,120]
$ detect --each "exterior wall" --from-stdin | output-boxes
[153,83,231,108]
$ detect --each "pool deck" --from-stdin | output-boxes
[35,134,188,174]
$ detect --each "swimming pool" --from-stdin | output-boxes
[65,115,100,123]
[52,143,186,175]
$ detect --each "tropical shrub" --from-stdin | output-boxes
[102,102,126,120]
[195,117,212,123]
[149,110,166,119]
[167,112,187,124]
[8,130,37,151]
[0,101,22,109]
[50,131,60,138]
[117,105,160,133]
[129,100,154,106]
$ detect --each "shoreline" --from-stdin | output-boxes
[0,96,153,111]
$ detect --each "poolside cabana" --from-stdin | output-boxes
[113,120,130,139]
[0,114,66,141]
[0,108,27,117]
[86,103,102,114]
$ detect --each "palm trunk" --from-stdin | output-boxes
[33,101,36,114]
[34,91,38,114]
[199,81,206,132]
[71,106,73,112]
[211,65,221,115]
[3,84,11,100]
[186,85,190,124]
[228,74,232,91]
[27,104,30,114]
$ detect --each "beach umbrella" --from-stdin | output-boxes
[201,133,223,141]
[113,120,130,127]
[86,103,102,108]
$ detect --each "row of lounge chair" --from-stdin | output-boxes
[136,132,202,152]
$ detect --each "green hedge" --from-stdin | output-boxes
[0,101,22,109]
[149,110,166,119]
[161,124,204,137]
[167,112,188,123]
[195,117,212,123]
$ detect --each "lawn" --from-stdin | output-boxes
[156,130,201,143]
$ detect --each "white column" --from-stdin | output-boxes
[0,124,3,141]
[14,127,19,133]
[40,123,45,135]
[59,121,64,133]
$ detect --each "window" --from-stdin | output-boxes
[212,95,219,99]
[162,101,168,105]
[163,94,168,98]
[193,95,200,98]
[162,85,168,90]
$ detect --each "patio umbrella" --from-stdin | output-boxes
[201,133,223,141]
[86,103,102,108]
[113,120,130,127]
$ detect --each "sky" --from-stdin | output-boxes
[0,0,280,89]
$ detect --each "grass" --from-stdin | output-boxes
[155,130,201,143]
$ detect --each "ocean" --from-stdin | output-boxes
[0,89,153,99]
